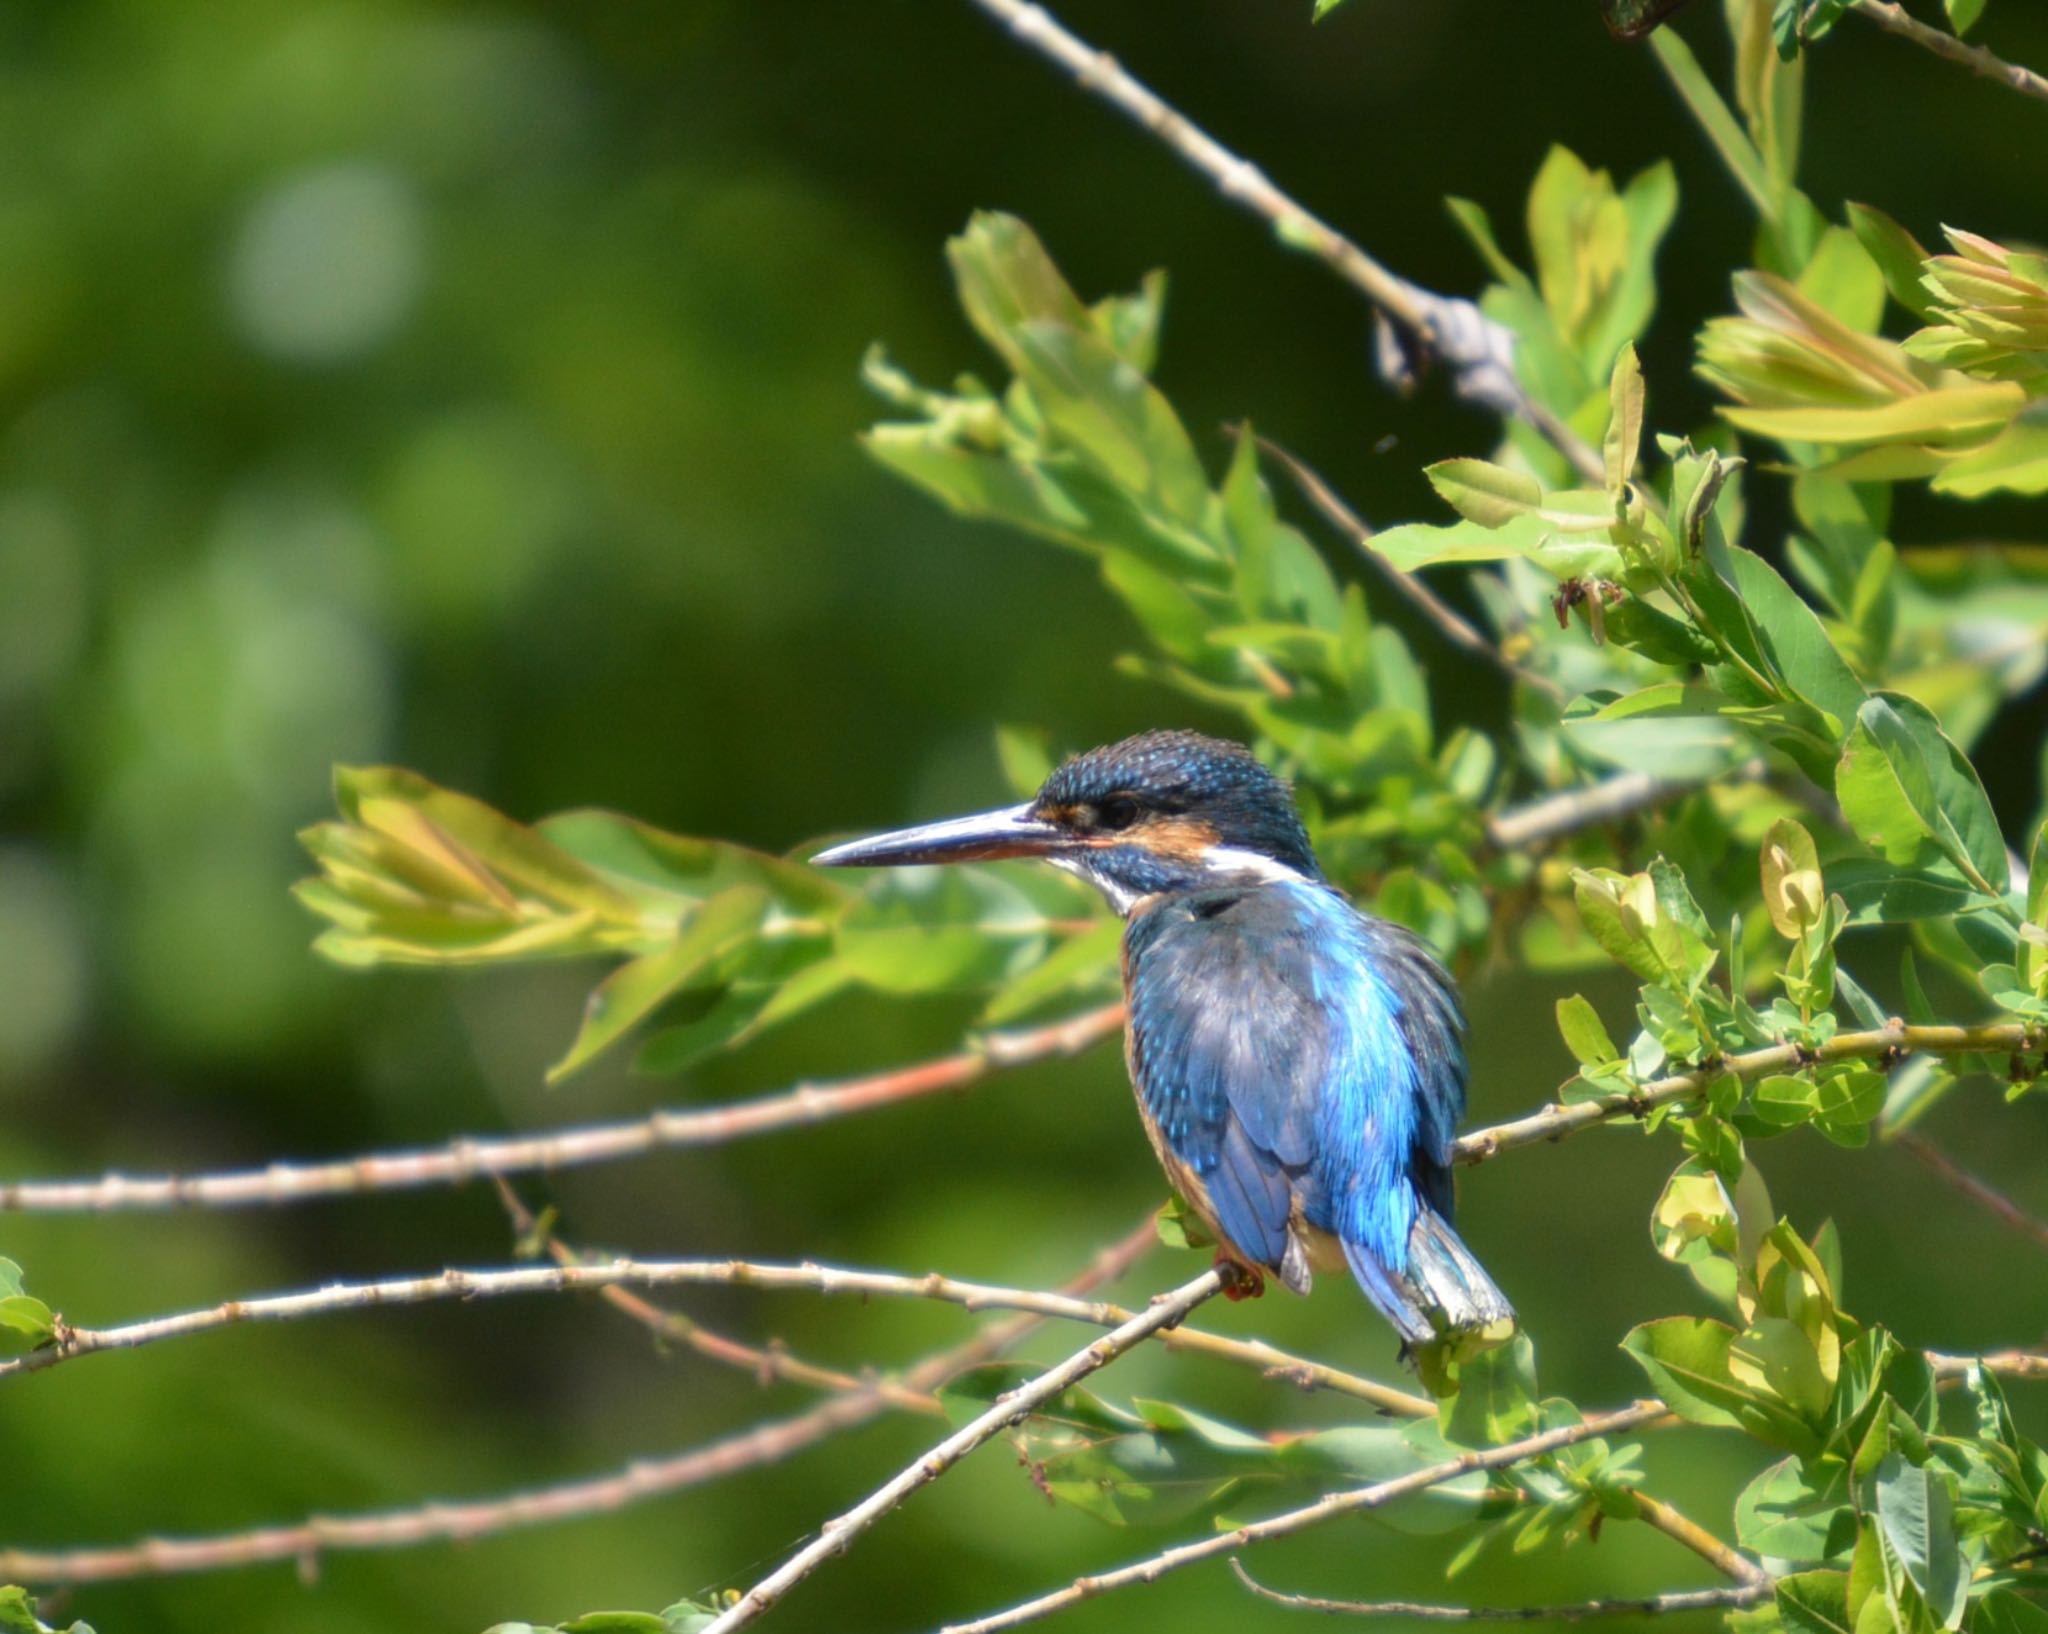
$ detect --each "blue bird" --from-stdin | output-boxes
[814,729,1514,1360]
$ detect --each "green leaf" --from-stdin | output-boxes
[1829,858,1986,925]
[1740,1457,1855,1562]
[1721,384,2025,447]
[1730,1315,1833,1421]
[1555,994,1620,1068]
[0,1588,93,1634]
[1871,1452,1966,1630]
[1776,1572,1855,1634]
[1605,344,1645,495]
[1440,1334,1538,1448]
[1842,694,2008,894]
[0,1259,55,1355]
[1762,818,1825,937]
[548,888,771,1084]
[1621,1317,1818,1452]
[981,918,1121,1023]
[1367,511,1558,572]
[1944,0,1986,35]
[1649,30,1774,219]
[1845,204,1941,322]
[1931,415,2048,501]
[1426,459,1544,527]
[1727,546,1868,734]
[1975,1592,2048,1634]
[836,867,1054,994]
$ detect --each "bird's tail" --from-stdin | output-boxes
[1342,1202,1516,1355]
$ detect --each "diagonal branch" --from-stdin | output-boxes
[700,1267,1229,1634]
[1622,1487,1770,1587]
[1893,1130,2048,1256]
[1849,1,2048,105]
[1229,1559,1773,1621]
[1252,433,1562,701]
[1482,766,1767,852]
[0,1223,1153,1586]
[961,0,1604,483]
[1454,1021,2031,1167]
[938,1402,1672,1634]
[0,1003,1125,1213]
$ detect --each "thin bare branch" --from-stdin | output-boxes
[1230,1559,1773,1621]
[1849,1,2048,105]
[1455,1021,2030,1167]
[1622,1487,1770,1587]
[1483,763,1772,852]
[494,1178,940,1412]
[1,1250,1435,1417]
[0,1003,1125,1213]
[938,1402,1673,1634]
[1253,433,1562,701]
[0,1397,891,1587]
[1894,1130,2048,1256]
[702,1267,1229,1634]
[0,1222,1153,1587]
[961,0,1604,482]
[1929,1349,2048,1383]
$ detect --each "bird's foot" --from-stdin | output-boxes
[1216,1256,1265,1302]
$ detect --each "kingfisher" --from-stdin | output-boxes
[813,729,1514,1364]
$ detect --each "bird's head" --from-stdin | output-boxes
[812,729,1322,914]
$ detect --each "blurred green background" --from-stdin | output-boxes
[2,1,2044,1629]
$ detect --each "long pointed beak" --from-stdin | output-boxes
[812,802,1070,869]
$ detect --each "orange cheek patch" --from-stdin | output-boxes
[1134,816,1220,860]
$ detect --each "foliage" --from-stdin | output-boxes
[6,0,2046,1631]
[280,5,2048,1627]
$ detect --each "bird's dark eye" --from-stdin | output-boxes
[1098,795,1141,832]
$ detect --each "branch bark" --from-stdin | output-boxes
[0,1004,1125,1213]
[960,0,1605,482]
[0,1250,1434,1416]
[1230,1560,1774,1621]
[0,1224,1154,1586]
[1849,0,2048,105]
[938,1403,1673,1634]
[700,1268,1228,1634]
[1893,1130,2048,1255]
[1455,1021,2031,1167]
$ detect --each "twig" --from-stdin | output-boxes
[1929,1349,2048,1382]
[702,1268,1229,1634]
[0,1222,1153,1586]
[0,1252,1432,1417]
[0,1004,1125,1213]
[1454,1021,2030,1167]
[495,1178,945,1413]
[938,1403,1672,1634]
[1894,1130,2048,1255]
[961,0,1605,483]
[1621,1487,1770,1587]
[1849,1,2048,105]
[1229,1559,1773,1621]
[0,1397,895,1587]
[1253,433,1563,701]
[1483,766,1771,852]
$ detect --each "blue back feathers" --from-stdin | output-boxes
[1124,877,1482,1340]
